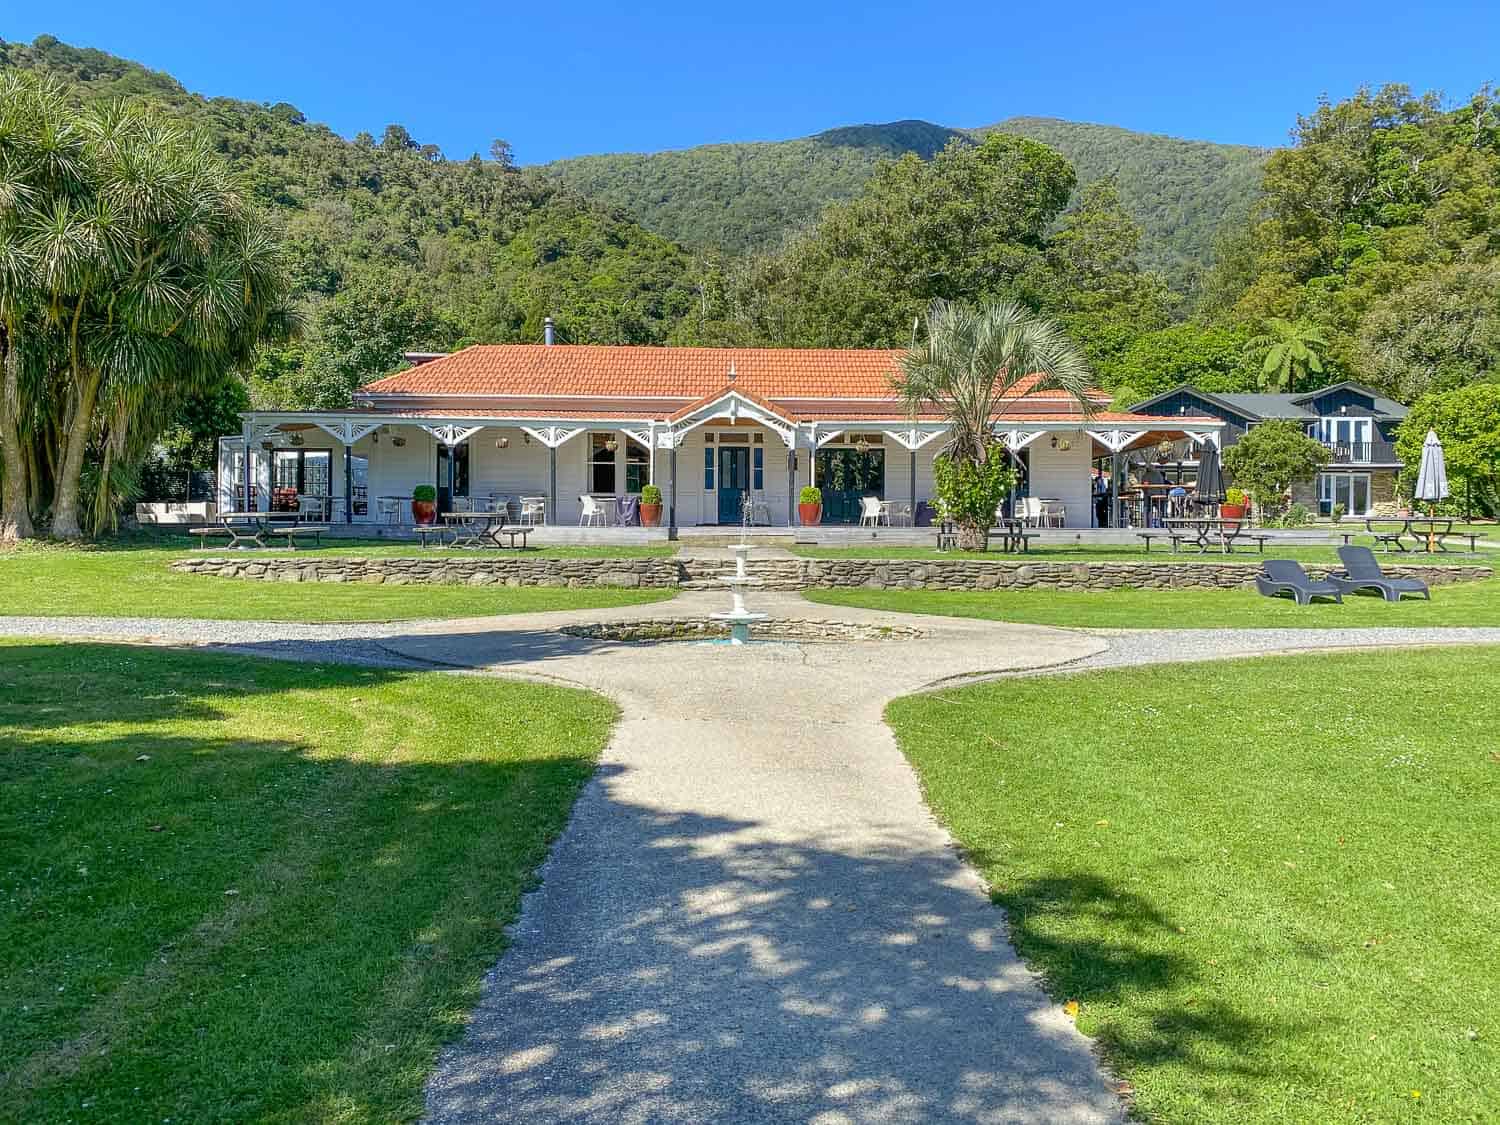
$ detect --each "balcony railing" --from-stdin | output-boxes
[1322,440,1398,464]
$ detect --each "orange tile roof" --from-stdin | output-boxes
[352,345,1221,429]
[357,345,1111,403]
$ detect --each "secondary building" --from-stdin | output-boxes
[1130,382,1408,517]
[218,343,1224,530]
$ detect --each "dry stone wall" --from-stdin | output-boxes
[172,555,1490,592]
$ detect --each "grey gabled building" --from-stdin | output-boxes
[1130,381,1409,516]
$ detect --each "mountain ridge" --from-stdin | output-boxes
[541,115,1270,290]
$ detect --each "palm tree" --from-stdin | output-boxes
[1246,318,1327,394]
[895,299,1094,550]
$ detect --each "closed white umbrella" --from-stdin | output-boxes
[1413,429,1449,550]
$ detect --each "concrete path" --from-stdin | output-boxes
[7,599,1500,1123]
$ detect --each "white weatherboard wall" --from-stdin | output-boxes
[362,428,437,514]
[1025,438,1092,528]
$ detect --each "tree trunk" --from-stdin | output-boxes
[0,345,34,540]
[957,521,988,551]
[50,370,101,541]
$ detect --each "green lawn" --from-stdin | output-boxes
[886,649,1500,1123]
[805,575,1500,630]
[0,542,675,622]
[0,641,614,1123]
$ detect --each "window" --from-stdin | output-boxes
[589,433,616,493]
[753,446,764,490]
[1317,472,1371,516]
[625,440,649,493]
[704,443,714,489]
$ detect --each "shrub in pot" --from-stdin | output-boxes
[798,486,823,526]
[411,484,437,526]
[639,484,663,527]
[1220,486,1247,520]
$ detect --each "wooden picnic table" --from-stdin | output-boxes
[191,512,328,549]
[1161,515,1256,554]
[1364,517,1477,553]
[441,512,533,549]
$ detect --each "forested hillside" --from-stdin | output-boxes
[0,34,704,412]
[542,116,1269,290]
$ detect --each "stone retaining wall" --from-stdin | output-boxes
[173,554,1491,592]
[172,555,678,588]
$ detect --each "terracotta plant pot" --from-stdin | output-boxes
[639,502,662,528]
[411,499,436,526]
[798,502,822,526]
[1219,503,1246,520]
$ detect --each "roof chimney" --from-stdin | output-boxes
[543,316,555,346]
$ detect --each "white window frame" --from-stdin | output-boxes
[1318,472,1372,516]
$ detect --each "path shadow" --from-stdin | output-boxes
[425,776,1126,1123]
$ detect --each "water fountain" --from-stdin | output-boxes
[709,493,768,644]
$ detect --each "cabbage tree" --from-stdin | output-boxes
[0,72,289,539]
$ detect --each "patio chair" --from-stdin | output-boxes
[579,494,607,527]
[1019,496,1044,528]
[520,496,545,525]
[453,496,472,513]
[1330,546,1431,602]
[1255,560,1344,606]
[858,496,884,527]
[749,491,771,526]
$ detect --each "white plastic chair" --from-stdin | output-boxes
[858,496,884,527]
[453,496,472,513]
[579,494,606,527]
[750,491,772,526]
[520,496,545,525]
[1020,497,1044,527]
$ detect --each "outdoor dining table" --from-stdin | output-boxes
[1162,515,1253,553]
[441,511,507,548]
[1364,517,1474,553]
[209,511,274,548]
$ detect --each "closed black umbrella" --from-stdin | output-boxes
[1197,443,1224,503]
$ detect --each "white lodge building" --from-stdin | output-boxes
[219,343,1224,530]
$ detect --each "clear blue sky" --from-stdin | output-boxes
[9,1,1498,163]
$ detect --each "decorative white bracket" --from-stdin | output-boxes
[996,428,1047,452]
[520,425,585,449]
[312,420,382,445]
[1085,428,1149,453]
[418,424,484,447]
[1184,430,1220,448]
[882,427,946,452]
[619,427,654,450]
[814,429,846,449]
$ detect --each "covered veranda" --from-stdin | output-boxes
[216,395,1224,534]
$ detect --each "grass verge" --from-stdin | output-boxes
[885,648,1500,1122]
[0,543,675,622]
[805,577,1500,630]
[0,641,613,1122]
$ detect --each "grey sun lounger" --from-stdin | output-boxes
[1329,545,1431,602]
[1255,560,1344,606]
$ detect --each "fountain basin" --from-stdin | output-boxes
[560,618,925,644]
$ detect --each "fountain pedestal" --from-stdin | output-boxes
[710,544,767,644]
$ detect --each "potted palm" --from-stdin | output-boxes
[1220,487,1248,520]
[798,486,823,526]
[895,299,1092,551]
[411,484,437,526]
[639,484,663,527]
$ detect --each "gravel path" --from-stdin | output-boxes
[7,602,1499,1124]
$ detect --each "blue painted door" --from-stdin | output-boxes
[717,447,750,524]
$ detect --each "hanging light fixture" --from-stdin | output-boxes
[288,433,304,447]
[522,432,531,446]
[605,437,618,453]
[495,435,510,449]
